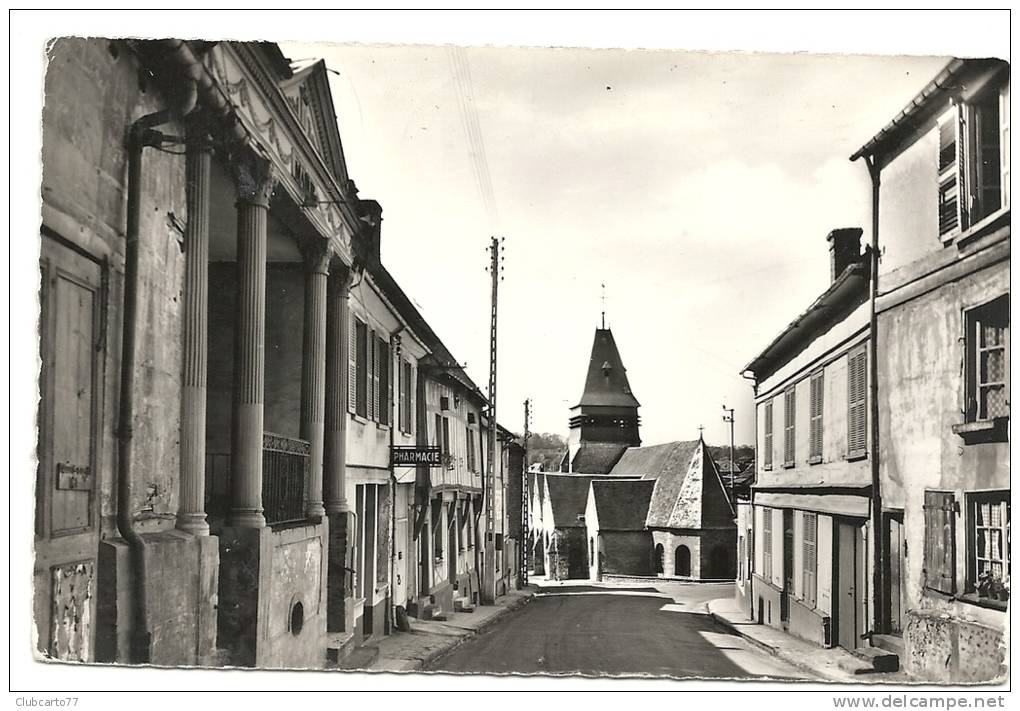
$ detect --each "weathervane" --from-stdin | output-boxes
[601,283,606,329]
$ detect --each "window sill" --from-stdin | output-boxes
[952,207,1010,250]
[845,451,868,462]
[958,592,1008,612]
[782,462,795,470]
[808,455,822,465]
[952,418,1008,444]
[763,465,773,472]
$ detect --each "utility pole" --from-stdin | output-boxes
[722,405,735,502]
[483,236,503,604]
[520,398,531,588]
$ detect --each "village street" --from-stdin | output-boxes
[428,580,814,680]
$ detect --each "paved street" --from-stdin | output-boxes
[428,580,814,680]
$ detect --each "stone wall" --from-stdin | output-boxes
[600,531,653,576]
[906,608,1007,683]
[547,527,587,580]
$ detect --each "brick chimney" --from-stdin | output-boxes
[826,227,864,282]
[356,198,383,266]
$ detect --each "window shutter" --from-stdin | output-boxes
[368,331,378,421]
[398,360,407,433]
[408,363,415,434]
[848,349,867,457]
[379,338,390,427]
[810,372,824,460]
[762,507,773,581]
[784,388,796,465]
[938,109,963,238]
[763,400,773,469]
[802,513,817,607]
[347,309,358,414]
[923,490,957,595]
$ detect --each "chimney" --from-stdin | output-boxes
[356,199,383,265]
[826,227,864,282]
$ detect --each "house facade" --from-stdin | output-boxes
[851,58,1010,682]
[37,38,372,667]
[35,37,516,670]
[743,228,874,653]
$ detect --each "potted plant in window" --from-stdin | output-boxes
[977,570,993,598]
[991,575,1009,602]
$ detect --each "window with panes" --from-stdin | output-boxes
[967,491,1010,606]
[965,295,1009,424]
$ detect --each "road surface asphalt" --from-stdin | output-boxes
[428,581,813,680]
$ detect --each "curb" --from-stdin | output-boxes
[375,592,535,672]
[706,605,827,681]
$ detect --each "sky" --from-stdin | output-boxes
[278,40,948,448]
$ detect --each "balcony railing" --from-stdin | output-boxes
[204,432,311,528]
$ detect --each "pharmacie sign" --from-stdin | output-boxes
[391,446,442,467]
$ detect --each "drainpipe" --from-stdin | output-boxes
[389,329,404,631]
[863,153,884,638]
[118,58,200,664]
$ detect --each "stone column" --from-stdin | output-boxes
[178,134,212,535]
[325,264,355,631]
[228,152,275,529]
[300,242,331,520]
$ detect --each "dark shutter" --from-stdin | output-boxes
[923,490,957,595]
[938,111,962,237]
[355,319,368,418]
[847,348,868,457]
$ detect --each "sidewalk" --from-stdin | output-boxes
[707,597,911,684]
[339,588,535,672]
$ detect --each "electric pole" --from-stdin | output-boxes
[520,397,531,588]
[722,405,735,503]
[483,236,503,604]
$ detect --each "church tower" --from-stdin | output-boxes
[563,326,641,473]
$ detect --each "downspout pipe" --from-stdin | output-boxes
[120,109,172,664]
[862,153,884,637]
[119,68,199,664]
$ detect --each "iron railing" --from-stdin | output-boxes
[204,432,310,527]
[262,432,310,527]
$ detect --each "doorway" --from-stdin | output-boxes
[781,510,794,625]
[34,235,104,661]
[884,513,906,635]
[675,545,692,576]
[836,520,866,650]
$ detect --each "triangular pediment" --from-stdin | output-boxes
[280,59,350,189]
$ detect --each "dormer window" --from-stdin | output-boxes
[601,361,612,377]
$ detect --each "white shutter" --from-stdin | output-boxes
[369,330,378,421]
[409,365,416,436]
[347,309,357,414]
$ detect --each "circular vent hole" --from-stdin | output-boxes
[290,600,304,636]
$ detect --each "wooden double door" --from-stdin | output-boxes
[34,235,105,661]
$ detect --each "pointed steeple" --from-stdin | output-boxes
[576,327,640,408]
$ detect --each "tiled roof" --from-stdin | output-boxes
[607,440,733,530]
[570,442,630,475]
[590,479,655,531]
[545,474,599,528]
[576,328,640,408]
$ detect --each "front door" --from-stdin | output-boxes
[885,513,906,634]
[837,521,865,650]
[34,235,105,661]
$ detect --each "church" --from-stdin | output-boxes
[531,322,736,581]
